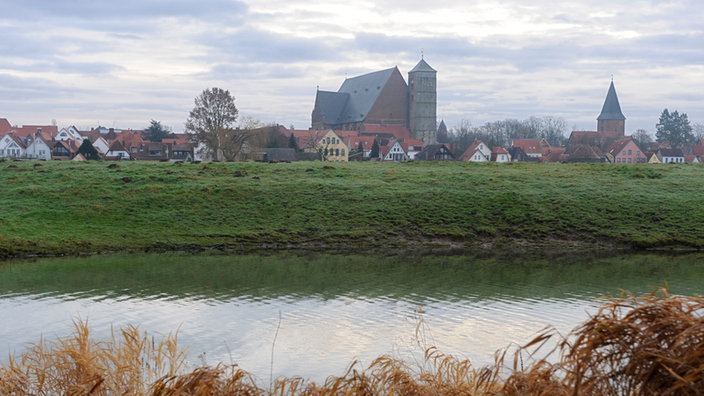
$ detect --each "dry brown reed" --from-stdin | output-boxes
[1,290,702,395]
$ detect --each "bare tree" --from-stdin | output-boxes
[632,129,653,151]
[692,123,704,144]
[185,87,239,161]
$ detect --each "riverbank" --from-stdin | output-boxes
[1,159,703,259]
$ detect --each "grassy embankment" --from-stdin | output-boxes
[1,159,703,258]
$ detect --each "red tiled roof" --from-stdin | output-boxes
[162,134,193,145]
[399,138,423,152]
[359,123,411,139]
[459,140,487,161]
[511,139,549,155]
[0,118,12,133]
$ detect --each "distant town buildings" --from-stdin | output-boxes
[1,66,702,163]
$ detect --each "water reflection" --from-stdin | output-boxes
[1,252,702,384]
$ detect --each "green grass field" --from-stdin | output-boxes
[1,159,703,258]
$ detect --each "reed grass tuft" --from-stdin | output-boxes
[1,290,702,395]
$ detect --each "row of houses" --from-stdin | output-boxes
[0,119,198,162]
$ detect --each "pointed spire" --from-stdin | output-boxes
[597,80,625,121]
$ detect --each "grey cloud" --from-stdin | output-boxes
[5,1,248,21]
[200,29,337,65]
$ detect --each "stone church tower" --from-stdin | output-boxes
[408,58,437,144]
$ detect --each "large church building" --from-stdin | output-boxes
[311,58,438,144]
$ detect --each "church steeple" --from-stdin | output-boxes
[408,57,437,144]
[597,80,625,135]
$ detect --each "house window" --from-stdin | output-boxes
[628,149,632,155]
[341,149,345,156]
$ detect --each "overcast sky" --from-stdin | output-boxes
[1,1,702,134]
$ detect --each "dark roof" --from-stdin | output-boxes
[597,81,626,121]
[658,148,684,157]
[335,67,401,124]
[314,90,349,124]
[409,58,436,73]
[415,144,454,161]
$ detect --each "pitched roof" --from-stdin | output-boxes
[606,136,635,156]
[597,81,626,121]
[409,58,436,73]
[459,140,488,161]
[313,90,349,125]
[658,148,684,157]
[342,67,398,123]
[415,144,454,160]
[0,118,12,133]
[511,139,548,155]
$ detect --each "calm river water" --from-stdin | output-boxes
[1,251,702,385]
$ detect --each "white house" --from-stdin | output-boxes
[383,140,409,162]
[24,136,52,160]
[657,148,685,164]
[0,134,25,158]
[459,140,491,162]
[55,126,84,142]
[491,146,511,163]
[91,136,110,156]
[105,140,132,160]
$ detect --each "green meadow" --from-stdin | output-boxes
[1,159,703,258]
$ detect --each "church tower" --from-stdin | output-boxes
[408,57,437,144]
[597,80,626,135]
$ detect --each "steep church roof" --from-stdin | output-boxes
[313,90,349,125]
[336,67,401,124]
[409,58,436,73]
[597,81,625,121]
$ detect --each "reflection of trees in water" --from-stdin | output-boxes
[1,252,703,301]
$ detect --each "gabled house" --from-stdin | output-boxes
[491,146,511,163]
[91,136,111,156]
[0,134,25,158]
[507,146,537,162]
[510,139,550,159]
[382,139,409,162]
[55,126,84,142]
[315,130,349,162]
[105,140,132,160]
[24,135,52,160]
[52,140,78,160]
[657,148,685,164]
[113,130,145,158]
[459,140,491,162]
[566,144,604,163]
[646,152,661,164]
[400,138,424,160]
[414,144,454,161]
[606,136,646,164]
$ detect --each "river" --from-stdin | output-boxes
[1,251,702,385]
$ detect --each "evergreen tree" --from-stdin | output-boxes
[436,120,449,143]
[288,133,298,151]
[370,138,380,159]
[144,119,171,142]
[656,109,695,148]
[77,139,101,160]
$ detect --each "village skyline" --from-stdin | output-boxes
[1,1,702,134]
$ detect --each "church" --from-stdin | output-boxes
[311,58,438,144]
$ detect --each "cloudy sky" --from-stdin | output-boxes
[1,1,702,134]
